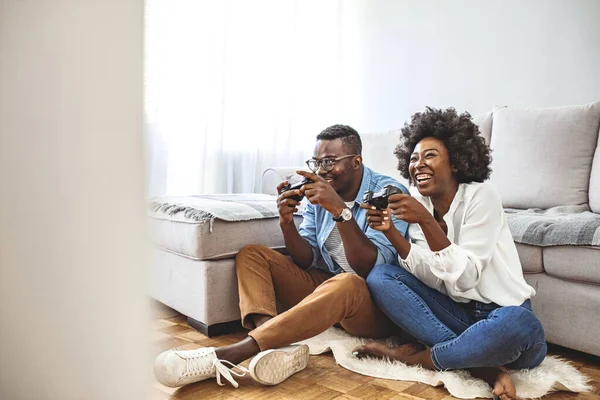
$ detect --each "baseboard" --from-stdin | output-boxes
[187,317,246,337]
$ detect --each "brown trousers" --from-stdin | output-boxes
[235,244,399,351]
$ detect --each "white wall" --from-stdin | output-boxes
[0,1,149,399]
[339,0,600,132]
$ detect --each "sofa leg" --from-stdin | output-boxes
[187,317,246,337]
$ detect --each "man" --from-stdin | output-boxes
[154,124,409,389]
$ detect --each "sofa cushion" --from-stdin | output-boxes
[149,215,300,260]
[490,102,600,209]
[149,194,300,260]
[515,243,544,273]
[361,130,405,185]
[472,111,493,145]
[543,246,600,285]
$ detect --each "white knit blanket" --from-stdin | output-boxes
[149,194,278,223]
[296,328,591,399]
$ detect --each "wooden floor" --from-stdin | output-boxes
[151,311,600,400]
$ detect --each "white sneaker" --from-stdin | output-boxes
[154,347,249,388]
[248,344,310,385]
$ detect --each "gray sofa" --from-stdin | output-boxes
[262,101,600,357]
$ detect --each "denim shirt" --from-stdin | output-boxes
[298,165,409,275]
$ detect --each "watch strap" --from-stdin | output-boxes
[332,213,344,222]
[332,207,351,222]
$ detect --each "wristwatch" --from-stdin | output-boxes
[332,207,353,222]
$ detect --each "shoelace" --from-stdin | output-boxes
[181,348,249,388]
[213,359,249,388]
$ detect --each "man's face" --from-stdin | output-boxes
[311,139,360,195]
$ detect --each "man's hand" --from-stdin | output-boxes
[296,170,346,216]
[276,180,301,225]
[360,203,397,233]
[387,193,432,224]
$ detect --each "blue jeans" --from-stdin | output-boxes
[367,264,547,371]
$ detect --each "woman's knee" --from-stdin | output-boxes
[493,306,546,344]
[367,264,417,292]
[500,311,547,369]
[366,265,421,308]
[367,264,404,288]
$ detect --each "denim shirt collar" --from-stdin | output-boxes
[351,165,372,205]
[318,165,372,273]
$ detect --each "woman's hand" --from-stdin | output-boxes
[387,193,433,225]
[360,203,396,233]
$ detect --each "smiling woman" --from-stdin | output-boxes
[353,107,545,400]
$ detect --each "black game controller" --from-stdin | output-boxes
[281,177,314,202]
[363,185,404,209]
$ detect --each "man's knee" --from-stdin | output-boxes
[327,273,367,295]
[236,244,269,261]
[235,244,272,271]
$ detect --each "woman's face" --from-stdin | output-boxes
[409,137,457,197]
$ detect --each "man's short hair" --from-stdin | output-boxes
[316,124,362,155]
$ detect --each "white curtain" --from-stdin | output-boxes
[145,0,361,196]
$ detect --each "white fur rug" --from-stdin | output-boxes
[296,328,591,399]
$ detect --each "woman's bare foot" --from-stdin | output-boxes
[470,366,516,400]
[352,342,426,362]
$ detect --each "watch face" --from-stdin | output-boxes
[341,207,352,221]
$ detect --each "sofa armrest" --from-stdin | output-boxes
[261,166,304,195]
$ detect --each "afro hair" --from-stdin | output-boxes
[394,107,492,185]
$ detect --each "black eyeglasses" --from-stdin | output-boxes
[305,154,358,172]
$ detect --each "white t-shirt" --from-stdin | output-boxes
[324,202,357,275]
[401,182,535,306]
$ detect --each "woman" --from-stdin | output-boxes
[353,108,546,400]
